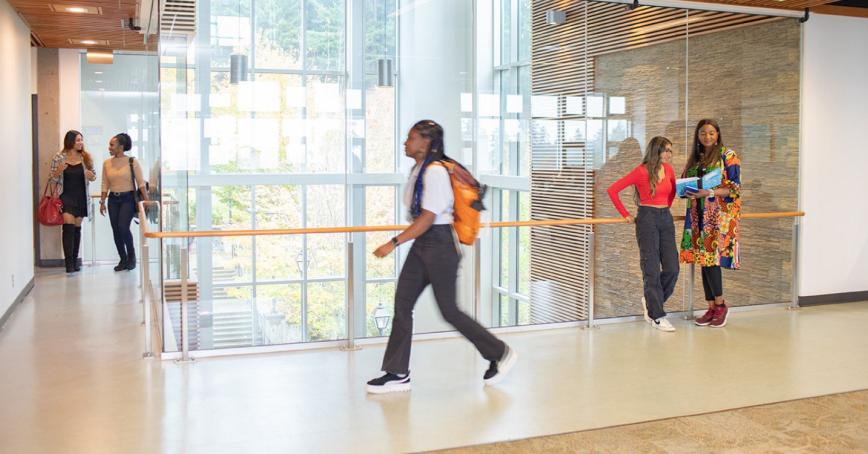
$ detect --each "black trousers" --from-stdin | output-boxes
[636,206,680,320]
[108,192,136,261]
[381,225,506,375]
[701,266,723,301]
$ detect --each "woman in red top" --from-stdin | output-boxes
[607,136,679,332]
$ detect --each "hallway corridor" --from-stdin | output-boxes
[2,267,868,453]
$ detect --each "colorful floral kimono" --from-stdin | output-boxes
[679,147,741,269]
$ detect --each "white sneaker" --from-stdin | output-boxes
[652,317,676,332]
[641,297,652,323]
[366,372,411,394]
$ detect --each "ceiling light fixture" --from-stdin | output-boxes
[50,4,102,15]
[86,49,113,64]
[68,38,110,47]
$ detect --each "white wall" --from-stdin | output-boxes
[800,14,868,297]
[0,0,34,315]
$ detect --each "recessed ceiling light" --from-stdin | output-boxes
[49,4,102,14]
[68,38,110,47]
[94,71,103,75]
[95,80,103,83]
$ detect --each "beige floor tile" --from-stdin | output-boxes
[1,267,867,453]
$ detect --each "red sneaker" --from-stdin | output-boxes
[694,307,715,326]
[710,304,728,328]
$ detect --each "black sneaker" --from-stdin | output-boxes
[483,345,518,386]
[366,372,411,394]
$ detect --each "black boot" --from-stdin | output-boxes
[62,224,75,273]
[114,256,128,272]
[73,226,82,271]
[126,248,136,271]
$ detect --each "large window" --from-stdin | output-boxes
[160,0,400,348]
[486,0,532,327]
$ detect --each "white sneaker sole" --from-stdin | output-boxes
[484,347,518,386]
[641,297,652,323]
[366,382,411,394]
[652,320,676,332]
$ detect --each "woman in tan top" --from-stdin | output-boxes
[99,133,149,271]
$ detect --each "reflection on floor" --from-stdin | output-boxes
[437,389,868,453]
[1,266,867,454]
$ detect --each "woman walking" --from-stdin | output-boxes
[99,133,149,271]
[366,120,517,394]
[680,119,742,328]
[49,130,96,273]
[607,136,679,332]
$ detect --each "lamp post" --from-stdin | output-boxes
[295,249,313,275]
[373,302,391,337]
[262,298,284,344]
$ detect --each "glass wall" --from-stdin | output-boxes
[80,53,159,263]
[155,0,801,353]
[159,0,481,351]
[527,2,800,320]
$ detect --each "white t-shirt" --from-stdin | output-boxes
[403,163,454,224]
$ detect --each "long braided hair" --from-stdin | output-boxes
[410,120,448,218]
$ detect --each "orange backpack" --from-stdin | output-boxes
[431,160,487,245]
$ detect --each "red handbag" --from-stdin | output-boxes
[37,182,64,226]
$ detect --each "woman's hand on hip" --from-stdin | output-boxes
[85,169,96,181]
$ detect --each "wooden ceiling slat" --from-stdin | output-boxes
[8,0,843,53]
[8,0,153,51]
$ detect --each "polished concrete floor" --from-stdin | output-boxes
[1,266,867,454]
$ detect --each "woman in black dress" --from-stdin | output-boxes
[48,130,96,273]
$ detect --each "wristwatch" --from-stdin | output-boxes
[390,236,400,247]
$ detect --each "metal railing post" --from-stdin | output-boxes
[789,218,801,310]
[474,238,481,322]
[140,220,146,323]
[142,240,153,358]
[584,226,597,329]
[178,245,193,362]
[90,198,96,268]
[341,239,361,351]
[687,264,695,319]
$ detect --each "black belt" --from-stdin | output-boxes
[109,191,134,197]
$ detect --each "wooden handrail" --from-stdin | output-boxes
[141,208,804,239]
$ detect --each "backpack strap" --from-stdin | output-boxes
[129,157,142,202]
